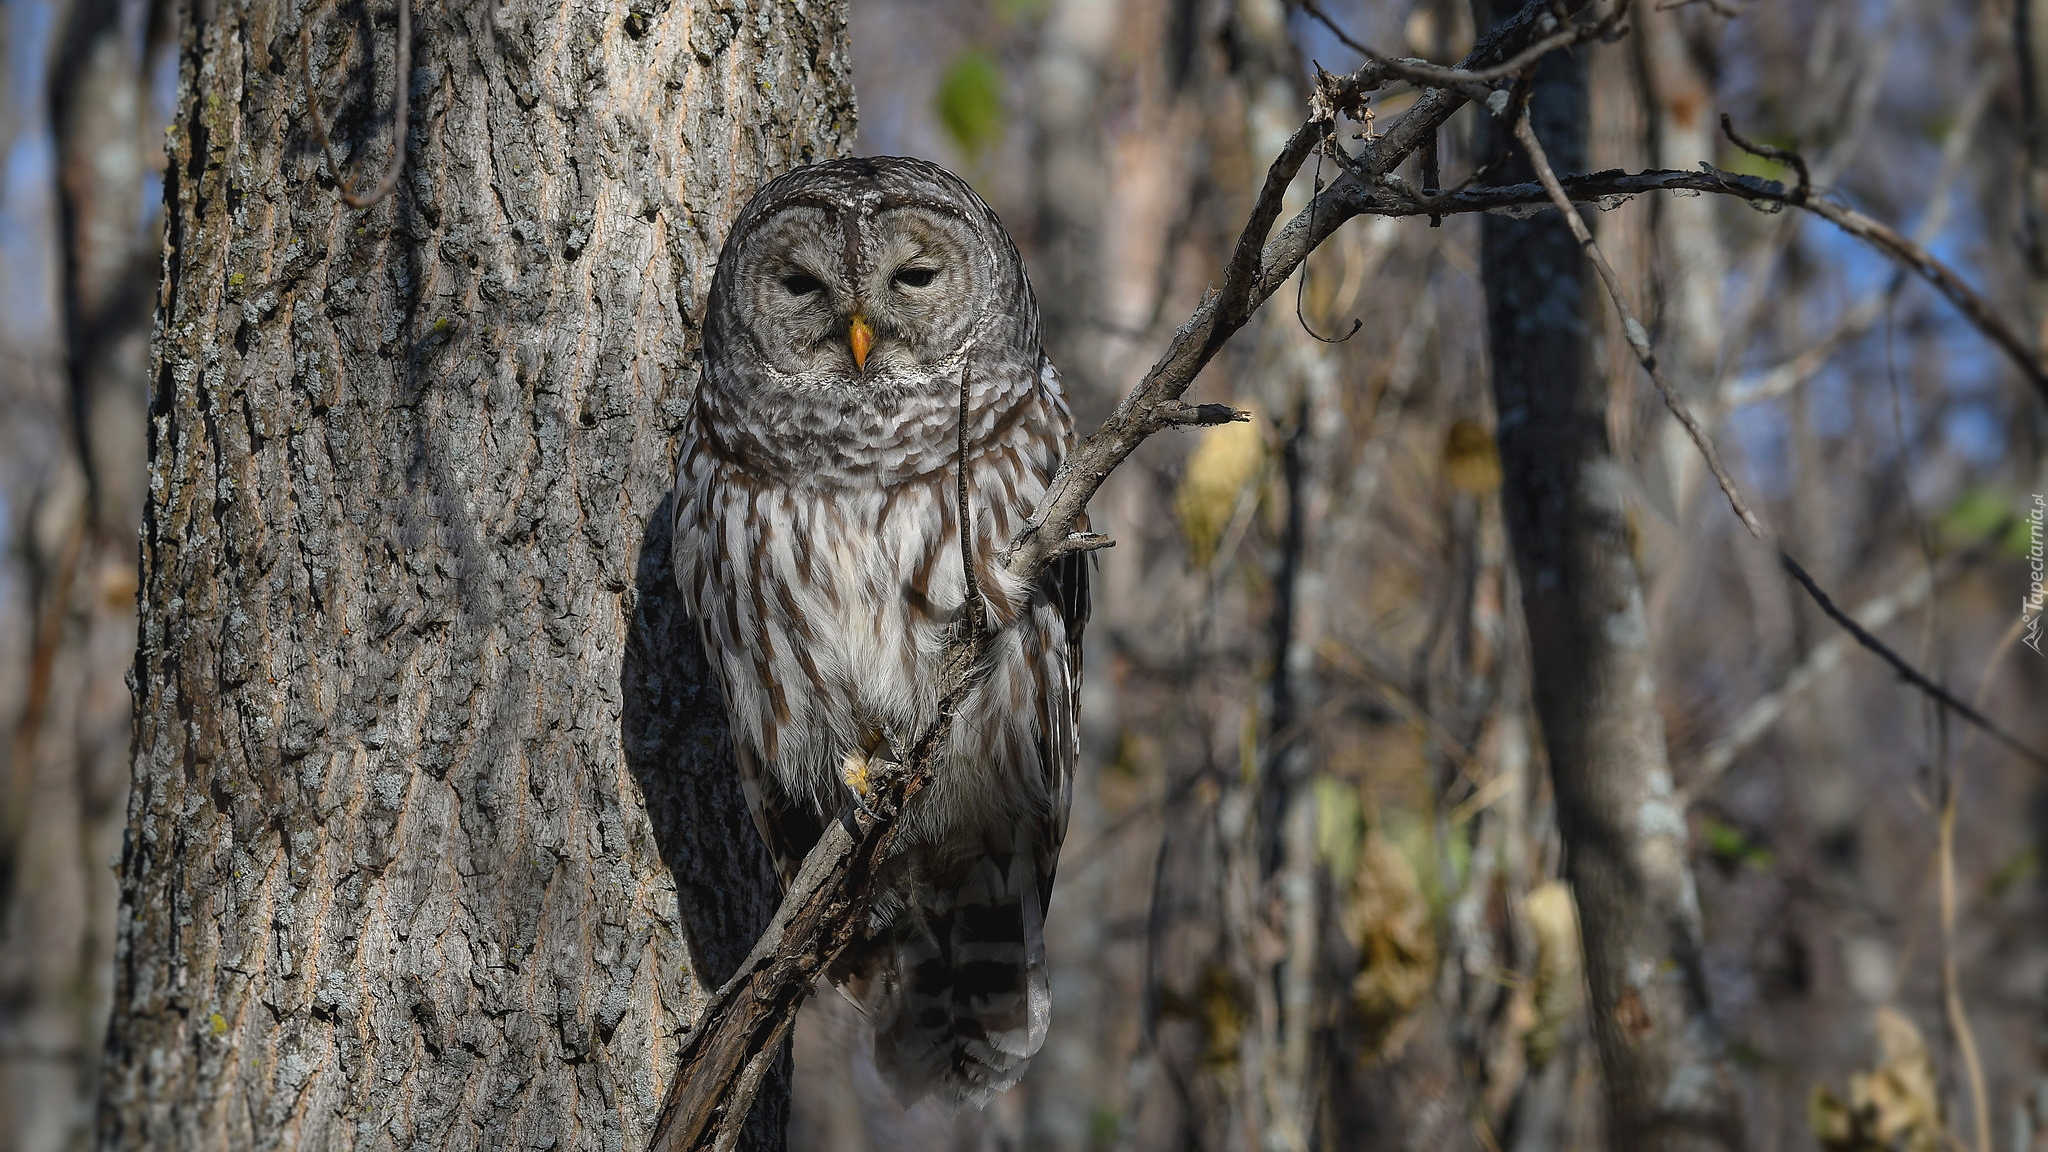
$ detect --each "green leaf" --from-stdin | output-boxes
[1941,488,2038,556]
[1984,847,2039,900]
[1314,776,1365,883]
[1718,135,1799,182]
[1700,817,1773,871]
[936,52,1005,159]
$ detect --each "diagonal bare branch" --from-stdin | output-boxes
[1312,161,2048,411]
[1509,109,1769,539]
[1778,554,2048,770]
[1504,110,2048,785]
[646,4,1597,1144]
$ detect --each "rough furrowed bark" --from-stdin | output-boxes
[1472,9,1744,1149]
[98,0,853,1149]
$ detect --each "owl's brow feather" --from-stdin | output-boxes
[754,191,979,291]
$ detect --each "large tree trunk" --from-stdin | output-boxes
[96,0,853,1148]
[1472,5,1744,1149]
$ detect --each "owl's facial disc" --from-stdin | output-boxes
[731,201,994,389]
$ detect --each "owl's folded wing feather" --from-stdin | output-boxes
[1034,543,1089,900]
[732,745,825,889]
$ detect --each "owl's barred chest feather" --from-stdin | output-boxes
[673,372,1074,856]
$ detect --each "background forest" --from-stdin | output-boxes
[3,0,2047,1150]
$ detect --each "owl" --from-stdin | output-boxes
[671,157,1087,1105]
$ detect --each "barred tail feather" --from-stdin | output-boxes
[841,851,1052,1106]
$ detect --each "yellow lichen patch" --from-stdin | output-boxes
[1810,1008,1942,1152]
[1175,413,1264,567]
[1442,417,1502,494]
[1523,881,1582,1069]
[1196,964,1249,1070]
[1345,829,1436,1061]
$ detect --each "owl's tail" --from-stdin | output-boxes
[836,850,1051,1107]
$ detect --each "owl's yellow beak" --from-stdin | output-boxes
[848,314,875,371]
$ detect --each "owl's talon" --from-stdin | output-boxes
[841,748,883,820]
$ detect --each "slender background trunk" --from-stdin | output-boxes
[0,0,158,1148]
[1474,4,1744,1147]
[95,0,852,1147]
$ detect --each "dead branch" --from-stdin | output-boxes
[1498,110,2048,785]
[1505,110,2048,778]
[1718,115,2048,407]
[1682,537,2015,799]
[1311,161,2048,412]
[1302,0,1631,94]
[646,3,1590,1145]
[1716,64,1994,413]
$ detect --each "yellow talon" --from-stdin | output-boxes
[841,749,872,797]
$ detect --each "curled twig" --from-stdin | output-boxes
[1295,148,1364,343]
[1719,112,1810,201]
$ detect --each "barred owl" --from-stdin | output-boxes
[671,157,1087,1105]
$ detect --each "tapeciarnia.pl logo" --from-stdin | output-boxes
[2027,493,2045,656]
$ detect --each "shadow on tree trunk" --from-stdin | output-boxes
[623,490,794,1148]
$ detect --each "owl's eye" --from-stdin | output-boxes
[780,272,824,297]
[892,267,937,289]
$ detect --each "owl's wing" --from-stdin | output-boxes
[733,744,825,889]
[1029,351,1089,905]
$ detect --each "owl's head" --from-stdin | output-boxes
[703,157,1040,400]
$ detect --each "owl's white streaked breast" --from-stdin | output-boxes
[673,364,1074,853]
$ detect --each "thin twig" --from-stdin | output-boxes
[1719,116,2048,407]
[1324,161,2048,414]
[1683,547,1975,800]
[1295,146,1363,343]
[1717,113,1809,200]
[1500,105,2048,782]
[1510,110,1767,539]
[1938,780,1993,1152]
[1715,63,1997,413]
[1778,553,2048,770]
[1302,0,1631,94]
